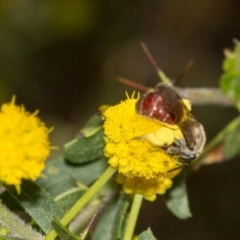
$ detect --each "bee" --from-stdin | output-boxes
[136,83,206,163]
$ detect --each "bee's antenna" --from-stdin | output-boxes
[140,42,171,84]
[118,76,152,92]
[140,42,162,74]
[173,59,194,86]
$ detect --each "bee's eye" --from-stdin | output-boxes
[136,92,175,124]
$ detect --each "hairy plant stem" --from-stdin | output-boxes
[0,202,43,240]
[176,87,234,106]
[123,194,143,240]
[44,166,116,240]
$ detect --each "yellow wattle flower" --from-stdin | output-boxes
[103,93,186,201]
[0,97,51,193]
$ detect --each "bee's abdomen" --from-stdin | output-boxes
[136,92,175,124]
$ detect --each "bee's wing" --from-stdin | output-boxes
[156,83,189,122]
[178,119,196,149]
[156,83,195,148]
[180,118,206,151]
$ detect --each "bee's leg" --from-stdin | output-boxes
[166,138,184,155]
[166,138,196,161]
[167,163,189,173]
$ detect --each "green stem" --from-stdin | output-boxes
[123,194,143,240]
[0,202,43,240]
[189,116,240,172]
[44,166,117,240]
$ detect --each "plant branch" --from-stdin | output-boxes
[0,202,43,240]
[44,166,117,240]
[176,87,234,106]
[123,194,143,240]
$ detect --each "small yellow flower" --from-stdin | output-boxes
[103,93,186,201]
[0,97,51,193]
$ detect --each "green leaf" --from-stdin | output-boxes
[220,40,240,103]
[138,228,157,240]
[223,118,240,159]
[79,114,103,137]
[91,193,130,240]
[220,73,240,99]
[52,217,82,240]
[220,71,240,92]
[37,157,108,198]
[223,55,236,72]
[64,129,105,164]
[0,191,23,212]
[55,187,86,213]
[164,171,192,219]
[5,181,64,234]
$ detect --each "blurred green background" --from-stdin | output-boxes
[1,1,240,239]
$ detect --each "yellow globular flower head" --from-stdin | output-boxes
[0,97,51,193]
[103,93,187,201]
